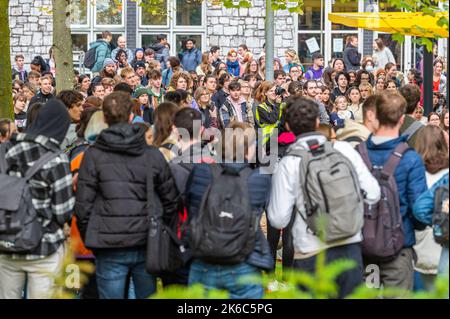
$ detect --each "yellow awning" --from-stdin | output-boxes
[328,12,449,38]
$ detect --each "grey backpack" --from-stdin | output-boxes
[288,138,364,243]
[0,144,62,253]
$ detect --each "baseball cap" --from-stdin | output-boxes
[134,61,146,70]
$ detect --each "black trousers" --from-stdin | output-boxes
[293,243,364,299]
[266,212,296,270]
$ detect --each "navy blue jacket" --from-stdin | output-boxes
[365,135,428,248]
[185,163,274,271]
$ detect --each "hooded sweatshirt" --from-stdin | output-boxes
[3,99,73,259]
[75,123,180,249]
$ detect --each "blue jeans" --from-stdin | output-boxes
[188,260,263,299]
[95,248,156,299]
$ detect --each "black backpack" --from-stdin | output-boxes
[433,183,449,245]
[0,144,63,253]
[188,164,257,265]
[83,47,97,70]
[357,142,407,261]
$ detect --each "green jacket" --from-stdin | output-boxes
[89,40,112,73]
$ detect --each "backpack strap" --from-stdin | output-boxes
[381,143,409,179]
[344,136,364,144]
[402,121,423,141]
[24,150,64,181]
[356,142,373,171]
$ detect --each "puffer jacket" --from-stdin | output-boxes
[365,135,428,248]
[89,40,112,73]
[413,172,449,226]
[74,123,179,250]
[186,163,274,271]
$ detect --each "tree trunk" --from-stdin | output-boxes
[0,0,13,119]
[52,0,74,93]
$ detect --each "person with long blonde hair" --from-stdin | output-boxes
[283,49,302,73]
[196,52,213,76]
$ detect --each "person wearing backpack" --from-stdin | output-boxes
[412,126,449,291]
[399,84,425,150]
[358,92,428,292]
[158,108,215,287]
[268,96,381,299]
[74,92,179,299]
[185,122,273,299]
[413,173,449,277]
[88,31,113,73]
[0,99,75,299]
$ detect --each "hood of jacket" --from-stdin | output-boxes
[287,132,327,153]
[89,39,109,49]
[94,123,147,156]
[366,134,408,151]
[26,99,71,145]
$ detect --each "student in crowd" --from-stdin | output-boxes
[74,92,179,299]
[186,122,273,299]
[0,99,74,299]
[360,92,427,292]
[268,96,380,298]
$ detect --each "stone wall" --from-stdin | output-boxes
[206,0,295,58]
[9,0,53,66]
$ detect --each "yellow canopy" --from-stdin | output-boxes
[328,12,449,38]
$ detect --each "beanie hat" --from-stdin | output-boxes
[134,87,151,98]
[103,58,116,69]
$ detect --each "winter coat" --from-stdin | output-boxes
[365,135,428,248]
[343,44,361,72]
[211,89,229,110]
[89,40,112,73]
[373,47,396,70]
[150,43,170,70]
[181,48,202,72]
[2,133,74,259]
[186,163,275,271]
[29,92,54,108]
[268,133,381,258]
[74,123,179,250]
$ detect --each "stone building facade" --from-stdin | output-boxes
[8,0,448,72]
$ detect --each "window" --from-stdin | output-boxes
[332,1,358,30]
[176,0,202,26]
[140,0,168,26]
[298,0,322,31]
[175,34,202,53]
[70,0,88,26]
[138,0,205,55]
[298,34,322,65]
[72,33,89,52]
[141,34,168,48]
[95,0,124,27]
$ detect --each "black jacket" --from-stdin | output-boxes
[29,92,54,108]
[74,123,179,250]
[211,89,229,110]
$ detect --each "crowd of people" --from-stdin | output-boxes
[0,31,448,299]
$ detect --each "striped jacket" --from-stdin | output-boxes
[2,133,74,260]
